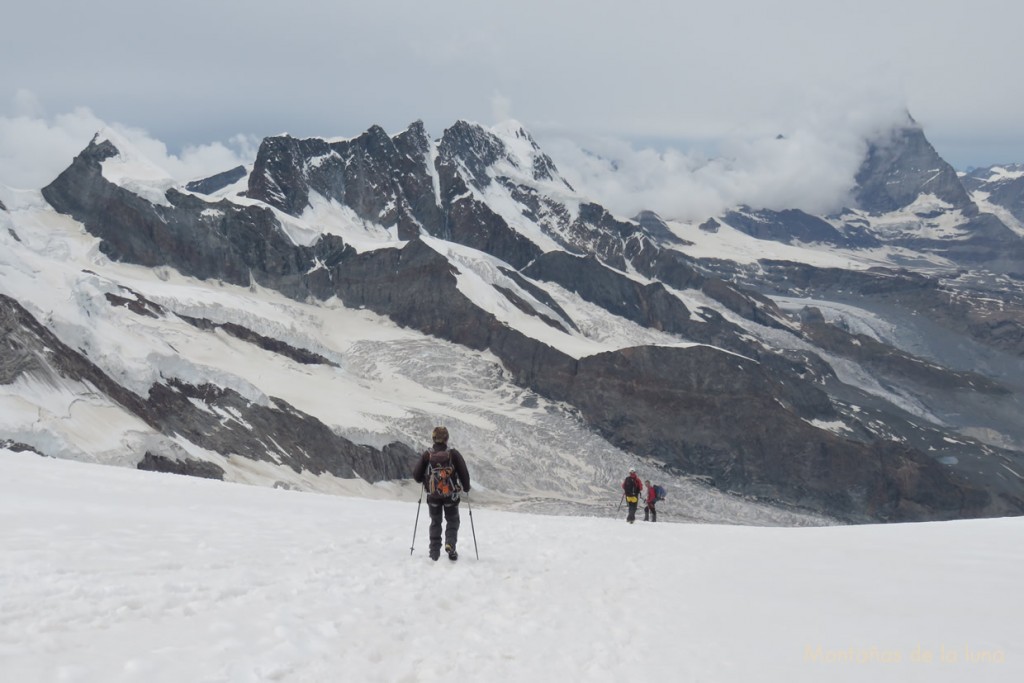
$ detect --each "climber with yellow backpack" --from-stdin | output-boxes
[621,467,643,524]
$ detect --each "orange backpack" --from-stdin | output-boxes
[426,449,458,498]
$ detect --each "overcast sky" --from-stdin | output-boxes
[3,0,1022,219]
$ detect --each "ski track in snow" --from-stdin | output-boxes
[2,451,1022,683]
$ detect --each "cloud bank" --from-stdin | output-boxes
[0,91,258,192]
[3,91,910,224]
[538,99,911,222]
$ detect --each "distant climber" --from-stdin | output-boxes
[622,467,643,524]
[644,479,657,522]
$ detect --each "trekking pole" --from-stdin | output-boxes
[410,486,424,556]
[466,493,479,560]
[616,492,624,512]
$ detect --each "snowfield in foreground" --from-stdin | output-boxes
[1,450,1021,683]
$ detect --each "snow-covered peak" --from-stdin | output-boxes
[488,119,564,186]
[490,119,538,151]
[978,165,1024,183]
[93,128,177,206]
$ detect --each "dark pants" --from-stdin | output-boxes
[428,497,461,553]
[644,503,657,522]
[626,498,639,522]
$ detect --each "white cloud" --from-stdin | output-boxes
[12,89,44,118]
[4,1,1024,174]
[490,92,513,125]
[538,98,910,222]
[2,89,912,224]
[0,94,257,191]
[0,105,105,190]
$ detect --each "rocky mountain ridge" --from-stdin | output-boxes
[2,116,1023,523]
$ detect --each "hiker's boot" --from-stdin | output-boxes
[445,543,458,561]
[429,547,440,561]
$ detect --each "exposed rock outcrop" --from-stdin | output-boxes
[1,293,410,483]
[185,165,247,195]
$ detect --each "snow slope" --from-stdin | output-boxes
[0,182,829,526]
[2,451,1020,683]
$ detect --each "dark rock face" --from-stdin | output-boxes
[138,452,226,479]
[533,344,1001,522]
[627,243,791,333]
[185,165,247,195]
[629,241,705,291]
[523,252,697,334]
[1,291,152,417]
[144,380,413,481]
[247,123,445,241]
[439,183,542,269]
[433,124,547,268]
[522,251,772,352]
[498,266,580,333]
[438,120,515,190]
[568,203,649,270]
[854,122,974,214]
[633,210,691,245]
[177,315,338,366]
[103,284,166,318]
[698,218,720,233]
[43,140,324,294]
[1,439,44,455]
[723,208,860,246]
[0,292,410,483]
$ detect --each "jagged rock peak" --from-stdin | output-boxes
[393,119,432,156]
[490,119,561,182]
[246,134,316,215]
[439,119,564,188]
[76,134,122,165]
[87,129,177,186]
[243,121,443,238]
[854,117,974,215]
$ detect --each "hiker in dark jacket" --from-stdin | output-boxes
[412,426,471,561]
[622,468,643,524]
[643,479,657,522]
